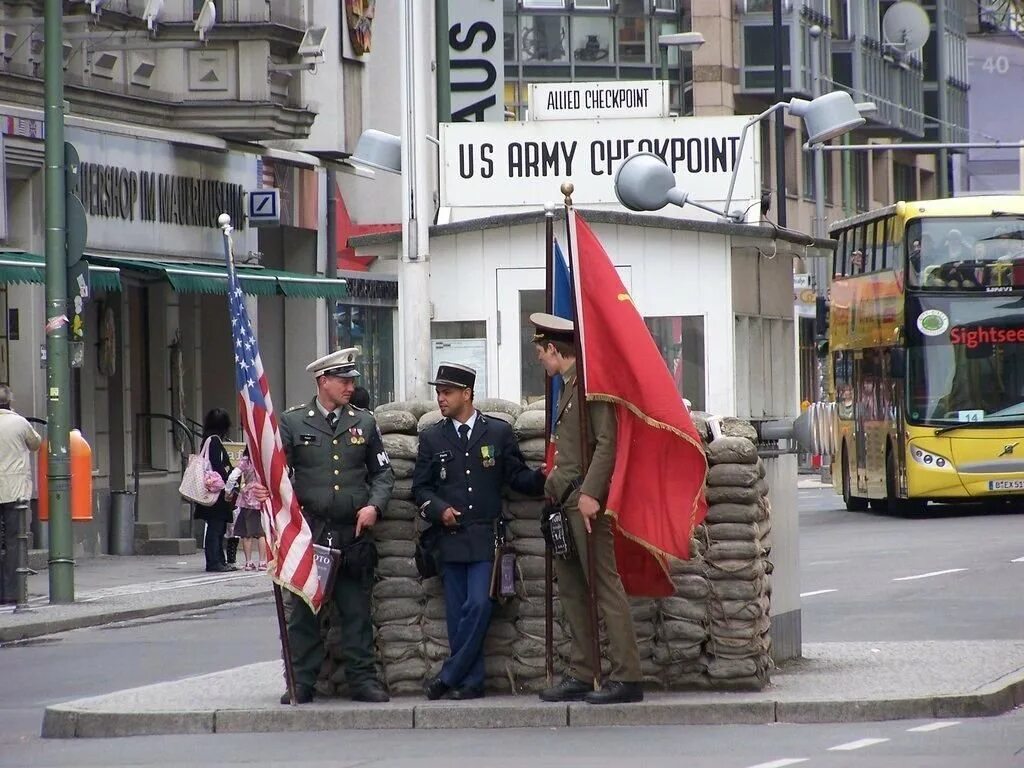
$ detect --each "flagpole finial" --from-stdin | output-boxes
[560,183,574,207]
[544,201,555,218]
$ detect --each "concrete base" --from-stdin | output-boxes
[40,641,1024,738]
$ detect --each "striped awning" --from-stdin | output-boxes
[0,251,122,292]
[86,256,348,299]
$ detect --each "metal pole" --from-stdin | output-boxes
[935,0,949,198]
[543,204,555,688]
[809,25,827,421]
[773,0,787,227]
[44,0,74,604]
[325,167,339,349]
[14,502,33,612]
[399,0,433,400]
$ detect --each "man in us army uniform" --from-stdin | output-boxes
[277,347,394,704]
[412,363,544,700]
[530,313,643,705]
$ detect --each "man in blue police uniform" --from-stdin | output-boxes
[412,363,544,700]
[277,347,394,705]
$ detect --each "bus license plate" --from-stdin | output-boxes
[988,480,1024,491]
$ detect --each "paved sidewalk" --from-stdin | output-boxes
[0,554,270,642]
[798,476,833,489]
[41,641,1024,737]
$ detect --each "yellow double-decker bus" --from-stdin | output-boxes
[828,195,1024,514]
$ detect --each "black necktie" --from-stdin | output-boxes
[326,411,337,430]
[458,423,470,451]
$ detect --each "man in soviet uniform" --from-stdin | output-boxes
[530,313,643,705]
[278,347,394,704]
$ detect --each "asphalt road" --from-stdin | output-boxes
[1,484,1023,767]
[798,484,1024,642]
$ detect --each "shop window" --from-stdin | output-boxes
[653,0,678,10]
[616,2,649,64]
[522,0,566,7]
[431,320,490,398]
[572,15,613,63]
[520,15,569,62]
[504,15,517,61]
[128,286,152,468]
[831,0,850,39]
[784,126,798,197]
[337,304,395,408]
[853,152,869,212]
[645,316,706,411]
[574,0,611,8]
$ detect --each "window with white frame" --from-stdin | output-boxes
[522,0,566,8]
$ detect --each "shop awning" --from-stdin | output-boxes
[87,256,348,299]
[0,251,122,292]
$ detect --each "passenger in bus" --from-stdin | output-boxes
[837,384,854,419]
[850,249,864,274]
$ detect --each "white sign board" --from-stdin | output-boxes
[440,116,760,209]
[431,338,488,396]
[528,81,670,121]
[447,0,504,122]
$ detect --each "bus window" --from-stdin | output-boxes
[835,229,849,276]
[879,217,892,271]
[850,225,864,274]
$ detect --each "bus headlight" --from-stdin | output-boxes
[910,446,954,471]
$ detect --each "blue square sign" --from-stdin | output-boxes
[248,189,280,223]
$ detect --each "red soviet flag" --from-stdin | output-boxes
[567,209,708,597]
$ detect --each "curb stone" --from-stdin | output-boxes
[0,593,268,644]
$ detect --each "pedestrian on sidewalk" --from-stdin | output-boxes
[0,386,41,604]
[268,347,394,705]
[225,448,266,571]
[350,386,371,410]
[196,408,236,573]
[413,363,544,701]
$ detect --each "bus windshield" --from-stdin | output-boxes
[906,216,1024,290]
[907,294,1024,426]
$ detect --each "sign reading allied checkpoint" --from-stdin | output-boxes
[439,116,760,209]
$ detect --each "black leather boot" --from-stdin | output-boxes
[539,676,592,702]
[584,680,644,705]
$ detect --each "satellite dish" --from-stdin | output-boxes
[882,1,930,54]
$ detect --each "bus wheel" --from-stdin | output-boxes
[886,448,927,518]
[842,448,868,512]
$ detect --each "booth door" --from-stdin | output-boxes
[495,265,631,406]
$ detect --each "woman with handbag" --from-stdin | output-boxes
[195,408,236,572]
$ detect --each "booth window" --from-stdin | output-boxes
[645,315,706,411]
[337,304,395,408]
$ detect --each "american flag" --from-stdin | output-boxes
[224,228,324,611]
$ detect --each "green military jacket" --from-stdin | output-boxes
[279,398,394,533]
[544,363,618,504]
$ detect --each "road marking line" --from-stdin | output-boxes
[828,738,890,751]
[1012,557,1024,563]
[892,568,967,582]
[800,589,838,597]
[745,760,809,768]
[907,721,961,733]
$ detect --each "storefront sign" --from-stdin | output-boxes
[78,161,245,229]
[447,0,504,122]
[439,116,759,209]
[528,81,670,121]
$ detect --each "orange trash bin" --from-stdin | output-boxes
[37,429,94,521]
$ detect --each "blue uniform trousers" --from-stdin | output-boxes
[439,560,493,690]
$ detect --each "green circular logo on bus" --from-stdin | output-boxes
[917,309,949,337]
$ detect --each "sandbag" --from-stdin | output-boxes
[373,577,424,599]
[417,410,444,432]
[384,499,418,520]
[514,409,546,439]
[376,411,418,436]
[705,485,761,505]
[476,398,523,420]
[376,400,436,420]
[705,503,765,524]
[706,436,758,465]
[720,418,758,441]
[518,437,547,461]
[706,463,761,488]
[706,522,760,541]
[377,556,418,579]
[382,433,419,460]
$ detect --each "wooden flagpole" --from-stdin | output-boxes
[543,202,555,687]
[559,184,602,692]
[221,216,299,706]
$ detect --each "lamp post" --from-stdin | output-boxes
[657,32,705,115]
[613,91,870,222]
[44,0,74,603]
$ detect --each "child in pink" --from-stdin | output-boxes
[225,450,266,571]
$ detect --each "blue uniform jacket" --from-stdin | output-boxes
[412,412,544,563]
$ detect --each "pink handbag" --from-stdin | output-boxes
[179,438,221,507]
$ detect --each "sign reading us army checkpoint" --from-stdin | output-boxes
[528,81,670,121]
[439,116,760,209]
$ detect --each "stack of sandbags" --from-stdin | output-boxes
[701,432,772,690]
[653,564,711,689]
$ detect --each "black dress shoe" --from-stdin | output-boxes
[350,680,390,703]
[450,686,485,701]
[280,686,314,705]
[583,681,644,705]
[206,564,235,573]
[539,676,591,702]
[423,676,451,701]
